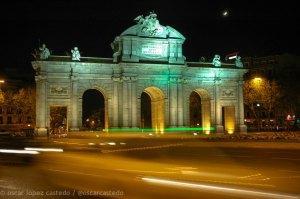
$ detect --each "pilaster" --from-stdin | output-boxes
[35,75,47,135]
[70,74,79,131]
[215,80,223,133]
[238,80,247,133]
[177,78,183,126]
[169,77,178,127]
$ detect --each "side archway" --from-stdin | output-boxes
[82,89,108,130]
[140,86,165,133]
[189,88,211,133]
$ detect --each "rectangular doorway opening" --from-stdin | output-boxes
[222,106,235,134]
[50,106,67,134]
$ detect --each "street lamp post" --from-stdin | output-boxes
[256,103,262,131]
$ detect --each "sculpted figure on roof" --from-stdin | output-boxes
[39,44,50,60]
[212,54,222,67]
[134,11,163,36]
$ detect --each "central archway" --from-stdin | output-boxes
[141,87,164,133]
[82,89,106,130]
[189,89,211,133]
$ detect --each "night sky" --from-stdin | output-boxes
[0,0,299,81]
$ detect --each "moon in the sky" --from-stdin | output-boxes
[222,10,229,17]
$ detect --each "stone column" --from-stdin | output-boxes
[128,80,132,127]
[238,81,247,133]
[215,81,223,133]
[182,79,189,126]
[177,78,183,126]
[131,77,138,128]
[112,77,120,127]
[35,75,47,135]
[118,79,123,127]
[70,75,79,131]
[122,77,129,127]
[169,77,178,127]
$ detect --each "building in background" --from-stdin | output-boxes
[243,54,300,131]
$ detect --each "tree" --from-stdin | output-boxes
[0,90,14,107]
[12,87,36,124]
[244,78,282,130]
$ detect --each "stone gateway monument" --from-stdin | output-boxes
[32,12,247,135]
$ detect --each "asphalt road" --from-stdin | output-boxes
[0,136,300,199]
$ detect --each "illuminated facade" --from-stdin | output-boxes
[32,13,247,134]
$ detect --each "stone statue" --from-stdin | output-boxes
[212,54,221,67]
[39,44,50,60]
[235,56,243,68]
[134,11,162,36]
[110,36,122,62]
[71,47,81,61]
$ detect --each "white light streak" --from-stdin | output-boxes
[24,147,63,152]
[141,177,298,199]
[107,142,116,146]
[0,149,39,154]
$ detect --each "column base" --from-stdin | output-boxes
[70,128,79,131]
[216,125,224,133]
[239,124,247,133]
[35,127,47,136]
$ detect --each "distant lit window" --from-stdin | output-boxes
[7,116,12,124]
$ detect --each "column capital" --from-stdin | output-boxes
[112,76,122,82]
[121,76,138,82]
[169,77,178,84]
[130,76,138,82]
[35,75,47,82]
[122,76,131,82]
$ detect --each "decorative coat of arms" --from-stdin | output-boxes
[222,88,235,97]
[50,86,68,95]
